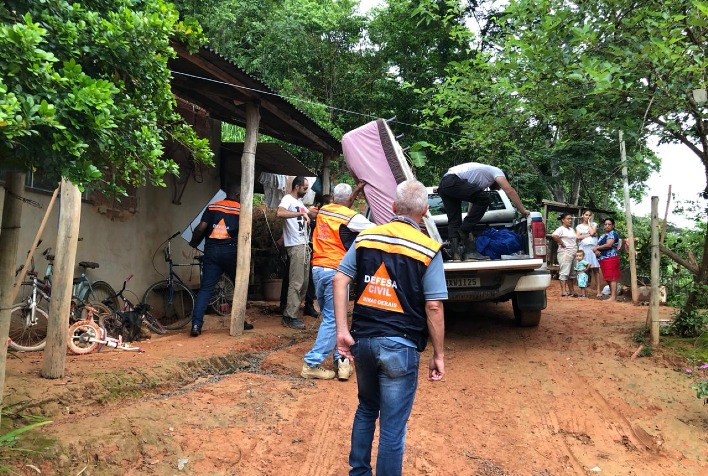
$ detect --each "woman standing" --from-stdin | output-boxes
[594,218,621,301]
[552,213,578,297]
[576,209,601,298]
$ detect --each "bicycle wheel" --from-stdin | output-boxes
[87,280,119,311]
[87,302,121,338]
[142,280,194,330]
[67,320,101,355]
[141,310,167,335]
[209,275,234,316]
[9,303,49,352]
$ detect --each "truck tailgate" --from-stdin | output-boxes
[443,258,544,272]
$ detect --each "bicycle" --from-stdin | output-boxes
[142,232,196,330]
[8,248,116,352]
[100,275,166,339]
[67,306,144,354]
[142,232,235,330]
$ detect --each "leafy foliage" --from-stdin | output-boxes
[0,0,212,195]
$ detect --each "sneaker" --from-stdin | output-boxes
[190,325,202,337]
[303,305,320,318]
[336,358,353,381]
[282,316,305,329]
[301,363,335,380]
[463,251,490,261]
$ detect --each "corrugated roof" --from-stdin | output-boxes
[221,142,315,193]
[169,43,341,154]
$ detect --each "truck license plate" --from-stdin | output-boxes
[445,277,480,288]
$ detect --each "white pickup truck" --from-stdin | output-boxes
[341,118,550,326]
[426,187,551,326]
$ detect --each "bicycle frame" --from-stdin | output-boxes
[163,237,198,303]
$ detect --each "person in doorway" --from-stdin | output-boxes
[301,183,374,380]
[594,218,621,302]
[334,179,447,476]
[551,213,578,297]
[437,162,529,261]
[188,182,253,336]
[576,209,602,297]
[574,250,590,298]
[277,176,317,329]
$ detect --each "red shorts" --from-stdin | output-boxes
[599,255,621,281]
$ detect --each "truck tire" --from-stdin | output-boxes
[513,306,542,327]
[512,291,545,327]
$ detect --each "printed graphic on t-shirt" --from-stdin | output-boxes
[209,218,230,240]
[356,262,403,313]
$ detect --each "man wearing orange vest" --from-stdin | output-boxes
[334,180,447,475]
[188,182,253,336]
[301,182,373,380]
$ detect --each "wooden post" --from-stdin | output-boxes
[11,184,59,302]
[321,152,336,195]
[660,186,671,246]
[619,131,639,304]
[649,197,660,345]
[41,178,82,379]
[231,102,260,336]
[0,172,26,426]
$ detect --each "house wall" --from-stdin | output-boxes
[2,165,222,304]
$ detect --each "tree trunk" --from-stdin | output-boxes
[0,172,26,427]
[679,222,708,319]
[41,179,81,379]
[230,102,260,336]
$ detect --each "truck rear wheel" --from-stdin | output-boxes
[512,291,545,327]
[513,306,542,327]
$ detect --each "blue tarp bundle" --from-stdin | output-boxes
[476,228,524,259]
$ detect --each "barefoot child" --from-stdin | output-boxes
[575,250,590,298]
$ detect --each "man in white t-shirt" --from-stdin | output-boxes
[437,162,529,261]
[277,176,317,329]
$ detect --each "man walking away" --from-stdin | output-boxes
[302,183,373,380]
[277,176,316,329]
[188,182,253,336]
[334,180,447,475]
[437,162,529,261]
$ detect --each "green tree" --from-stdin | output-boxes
[0,0,212,195]
[0,0,212,408]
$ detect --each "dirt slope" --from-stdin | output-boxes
[3,288,707,475]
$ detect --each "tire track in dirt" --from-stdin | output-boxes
[295,382,342,476]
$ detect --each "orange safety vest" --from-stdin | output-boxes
[311,203,359,269]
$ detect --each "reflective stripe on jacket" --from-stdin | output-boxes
[311,203,358,269]
[351,219,442,351]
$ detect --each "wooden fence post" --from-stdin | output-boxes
[231,102,260,336]
[41,178,82,379]
[0,172,26,426]
[649,197,660,345]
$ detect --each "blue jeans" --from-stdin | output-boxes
[304,266,339,366]
[192,244,236,328]
[349,337,420,476]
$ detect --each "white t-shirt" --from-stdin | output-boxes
[447,162,505,190]
[552,225,578,256]
[576,222,598,247]
[279,194,309,247]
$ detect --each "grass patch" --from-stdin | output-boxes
[660,333,708,364]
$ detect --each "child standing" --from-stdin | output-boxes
[575,250,590,298]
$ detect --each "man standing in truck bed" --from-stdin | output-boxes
[437,162,530,261]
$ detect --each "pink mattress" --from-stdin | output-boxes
[341,119,406,225]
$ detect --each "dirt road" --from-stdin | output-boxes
[4,287,707,475]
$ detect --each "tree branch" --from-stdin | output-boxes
[650,116,702,157]
[659,243,699,276]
